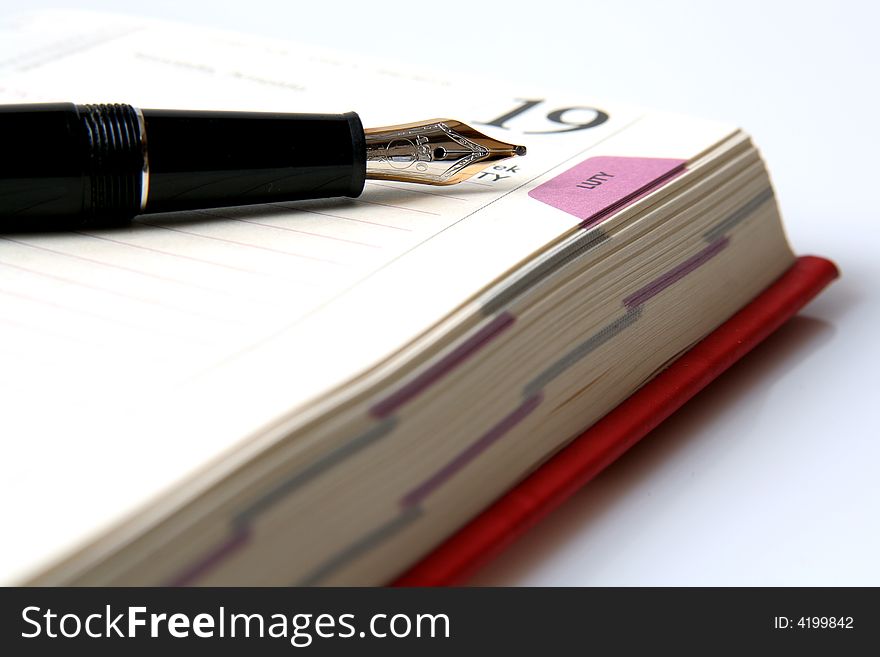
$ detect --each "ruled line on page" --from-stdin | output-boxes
[269,205,414,232]
[365,182,470,202]
[352,198,441,216]
[0,282,234,350]
[195,211,385,249]
[0,258,237,323]
[1,234,308,313]
[0,285,175,335]
[74,232,268,276]
[0,236,241,297]
[136,221,349,266]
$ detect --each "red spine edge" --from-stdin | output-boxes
[392,255,839,586]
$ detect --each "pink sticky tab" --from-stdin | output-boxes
[528,156,687,228]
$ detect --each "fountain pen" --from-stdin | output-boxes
[0,103,527,229]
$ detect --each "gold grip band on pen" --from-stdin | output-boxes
[364,119,526,186]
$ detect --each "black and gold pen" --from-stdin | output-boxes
[0,103,526,229]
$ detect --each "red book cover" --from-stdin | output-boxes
[393,255,839,586]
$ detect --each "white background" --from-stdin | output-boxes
[6,0,878,585]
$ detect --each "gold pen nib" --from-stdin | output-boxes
[364,119,526,186]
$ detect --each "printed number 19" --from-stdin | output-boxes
[478,99,609,134]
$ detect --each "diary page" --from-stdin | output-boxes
[0,10,734,581]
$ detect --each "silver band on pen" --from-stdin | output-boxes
[134,106,150,212]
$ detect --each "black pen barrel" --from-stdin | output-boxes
[142,108,366,214]
[0,103,367,229]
